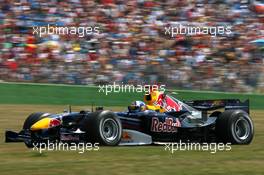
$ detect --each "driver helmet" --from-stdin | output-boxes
[128,101,146,112]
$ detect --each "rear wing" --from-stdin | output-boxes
[184,99,249,114]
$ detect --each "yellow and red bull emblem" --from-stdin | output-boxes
[31,118,61,131]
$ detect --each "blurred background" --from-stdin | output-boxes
[0,0,263,92]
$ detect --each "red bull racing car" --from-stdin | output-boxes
[5,90,254,147]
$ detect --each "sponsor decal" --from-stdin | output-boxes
[212,100,224,106]
[151,117,181,133]
[156,94,182,112]
[121,131,133,143]
[49,118,61,128]
[60,134,79,141]
[122,131,131,140]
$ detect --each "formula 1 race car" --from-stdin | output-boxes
[5,90,254,147]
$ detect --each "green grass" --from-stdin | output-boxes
[0,82,264,109]
[0,83,263,175]
[0,105,263,175]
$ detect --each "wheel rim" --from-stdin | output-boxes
[101,118,119,142]
[233,118,251,140]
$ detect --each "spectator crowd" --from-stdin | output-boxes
[0,0,263,92]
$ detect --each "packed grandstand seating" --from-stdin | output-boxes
[0,0,263,92]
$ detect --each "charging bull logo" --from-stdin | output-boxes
[156,94,182,112]
[151,117,181,133]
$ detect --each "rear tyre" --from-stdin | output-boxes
[81,111,122,146]
[23,112,48,148]
[216,110,254,144]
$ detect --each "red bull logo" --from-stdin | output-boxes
[156,94,182,112]
[151,117,181,133]
[49,118,61,128]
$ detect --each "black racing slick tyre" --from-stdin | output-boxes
[23,112,47,129]
[23,112,48,148]
[216,110,254,144]
[81,110,122,146]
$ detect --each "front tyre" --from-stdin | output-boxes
[23,112,48,148]
[23,112,47,129]
[82,111,122,146]
[216,110,254,144]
